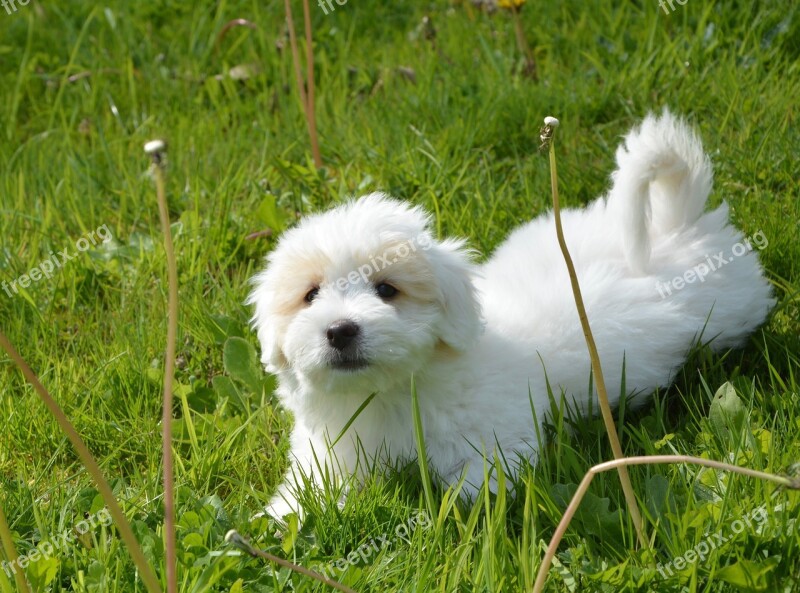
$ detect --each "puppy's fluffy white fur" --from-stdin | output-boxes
[248,111,774,518]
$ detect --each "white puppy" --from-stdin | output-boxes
[248,111,774,519]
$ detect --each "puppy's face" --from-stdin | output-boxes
[248,194,482,396]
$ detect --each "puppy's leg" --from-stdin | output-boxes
[441,452,518,503]
[265,481,301,521]
[265,428,347,521]
[263,432,319,521]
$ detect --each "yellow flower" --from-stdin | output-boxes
[498,0,526,8]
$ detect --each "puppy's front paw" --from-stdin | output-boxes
[265,497,298,522]
[259,487,305,525]
[251,496,302,538]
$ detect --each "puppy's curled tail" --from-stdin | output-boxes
[608,110,713,273]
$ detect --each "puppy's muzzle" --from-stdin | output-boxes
[326,320,369,371]
[326,319,360,351]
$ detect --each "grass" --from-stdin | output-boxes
[1,0,799,591]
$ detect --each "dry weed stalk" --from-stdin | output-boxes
[145,139,179,593]
[532,454,799,592]
[540,116,647,548]
[0,332,163,593]
[284,0,323,168]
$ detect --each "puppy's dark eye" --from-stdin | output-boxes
[304,287,319,303]
[375,282,398,300]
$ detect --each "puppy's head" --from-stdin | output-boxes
[247,193,482,395]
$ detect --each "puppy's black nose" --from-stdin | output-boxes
[326,320,360,351]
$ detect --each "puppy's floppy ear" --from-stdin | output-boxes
[426,238,483,351]
[246,272,288,373]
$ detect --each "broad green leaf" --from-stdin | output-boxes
[206,314,245,345]
[645,474,676,520]
[256,194,289,232]
[586,559,629,585]
[282,513,300,554]
[223,337,263,395]
[26,556,60,590]
[551,484,624,539]
[715,557,780,591]
[709,381,747,439]
[187,385,217,413]
[212,375,248,414]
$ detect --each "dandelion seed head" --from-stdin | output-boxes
[543,116,559,127]
[144,139,167,155]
